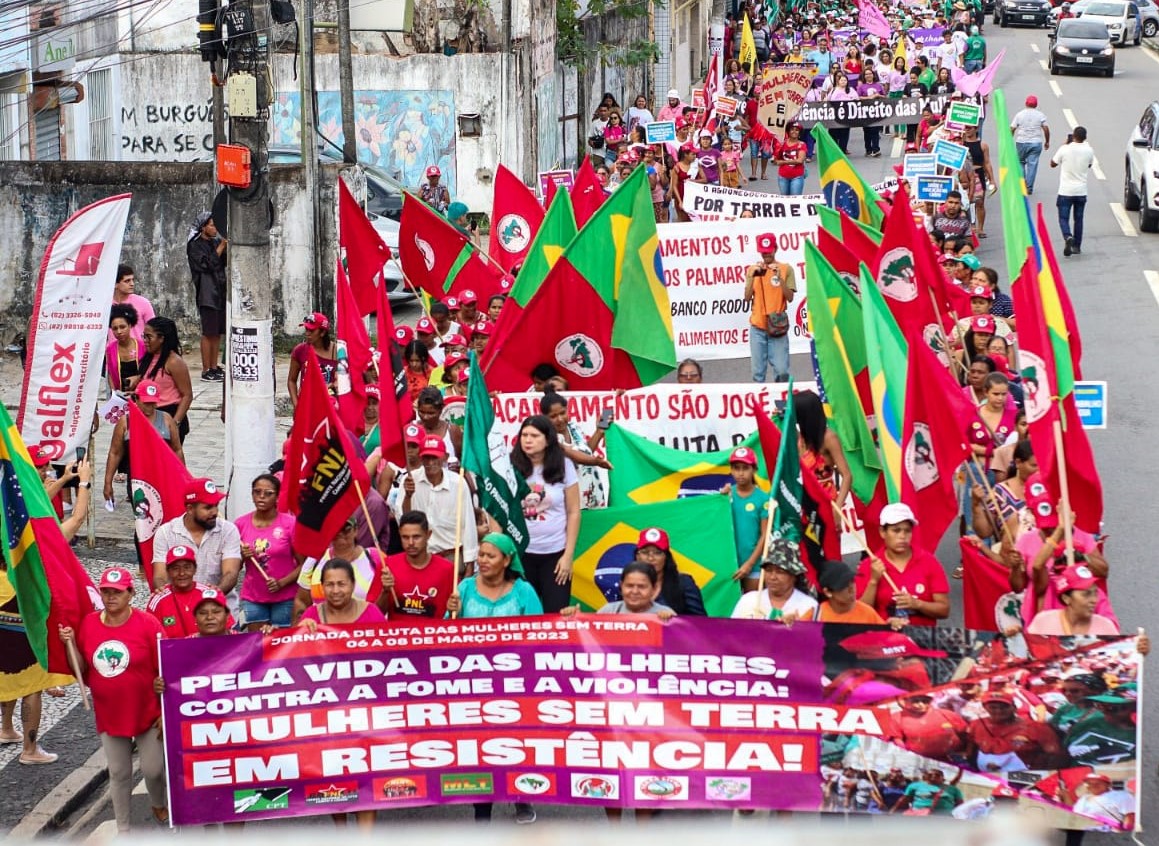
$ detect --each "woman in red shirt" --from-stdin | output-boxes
[774,123,808,195]
[855,503,951,627]
[59,568,168,832]
[669,146,697,222]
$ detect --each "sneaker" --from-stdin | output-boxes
[19,746,58,764]
[201,368,224,382]
[513,803,537,824]
[1063,237,1074,257]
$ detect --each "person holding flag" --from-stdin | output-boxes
[724,445,770,592]
[730,539,819,622]
[855,504,951,628]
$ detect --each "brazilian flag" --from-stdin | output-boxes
[604,425,769,507]
[571,497,739,616]
[813,124,886,230]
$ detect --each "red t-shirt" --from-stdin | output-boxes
[77,610,164,737]
[967,717,1060,767]
[385,553,456,619]
[855,549,950,626]
[891,706,967,759]
[147,582,236,639]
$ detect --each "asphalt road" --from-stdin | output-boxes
[8,24,1159,838]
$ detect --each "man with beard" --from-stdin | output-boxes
[150,478,242,615]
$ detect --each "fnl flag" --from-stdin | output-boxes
[279,350,371,558]
[571,497,739,617]
[128,403,194,586]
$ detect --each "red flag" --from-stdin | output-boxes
[959,537,1014,632]
[817,226,862,283]
[570,159,607,227]
[488,164,544,272]
[1010,252,1102,534]
[901,332,974,547]
[335,261,371,435]
[838,210,880,267]
[374,268,412,468]
[754,408,842,568]
[480,258,635,392]
[398,193,503,301]
[279,350,371,558]
[128,402,193,587]
[873,183,947,342]
[1034,205,1083,378]
[338,177,392,316]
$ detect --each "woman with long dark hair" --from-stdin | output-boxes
[509,415,580,612]
[287,312,337,407]
[631,527,706,615]
[134,316,192,442]
[105,303,144,392]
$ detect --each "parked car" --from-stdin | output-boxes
[1051,0,1158,35]
[996,0,1052,26]
[1124,101,1159,232]
[1049,18,1116,74]
[1075,0,1142,42]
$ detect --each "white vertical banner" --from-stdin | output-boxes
[18,194,132,461]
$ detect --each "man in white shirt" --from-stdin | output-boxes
[935,29,961,70]
[1010,94,1051,194]
[1050,125,1094,256]
[151,477,242,613]
[401,437,477,574]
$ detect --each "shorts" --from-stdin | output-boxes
[720,169,740,188]
[240,599,294,627]
[749,139,772,160]
[199,305,225,336]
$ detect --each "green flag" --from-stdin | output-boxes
[813,123,886,230]
[509,188,577,308]
[460,354,531,550]
[804,242,880,503]
[860,264,909,503]
[604,425,768,507]
[769,382,803,542]
[992,89,1035,283]
[571,497,740,617]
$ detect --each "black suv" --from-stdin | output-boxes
[995,0,1052,25]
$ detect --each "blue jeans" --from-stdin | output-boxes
[803,129,816,159]
[240,599,295,627]
[964,59,984,73]
[1057,194,1087,248]
[778,175,806,195]
[1016,141,1043,192]
[960,460,995,535]
[750,326,790,383]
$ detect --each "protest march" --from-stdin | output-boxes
[0,0,1148,836]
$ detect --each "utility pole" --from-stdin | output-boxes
[296,0,323,310]
[337,0,356,162]
[223,0,277,517]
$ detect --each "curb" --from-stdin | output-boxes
[1145,36,1159,51]
[8,748,108,839]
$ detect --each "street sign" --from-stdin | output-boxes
[1074,381,1107,429]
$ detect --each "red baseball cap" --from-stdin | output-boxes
[185,477,225,506]
[404,423,424,445]
[729,446,757,466]
[982,691,1016,706]
[471,320,493,337]
[443,352,468,371]
[415,317,436,335]
[300,312,330,331]
[426,165,441,178]
[970,315,996,334]
[839,630,948,660]
[165,544,197,567]
[444,333,468,348]
[1025,95,1038,107]
[445,296,460,310]
[459,289,478,304]
[135,379,161,402]
[29,443,53,468]
[365,384,381,401]
[393,326,415,346]
[98,566,134,591]
[756,233,778,254]
[636,527,670,552]
[1024,472,1058,529]
[1054,564,1098,594]
[968,285,994,300]
[419,436,448,458]
[194,588,229,610]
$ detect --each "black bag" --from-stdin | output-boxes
[588,133,605,150]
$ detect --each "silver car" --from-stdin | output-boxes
[1124,101,1159,231]
[1076,0,1143,43]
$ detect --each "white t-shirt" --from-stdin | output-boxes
[1010,108,1049,144]
[730,588,818,620]
[1073,789,1133,828]
[936,41,960,68]
[522,459,579,554]
[1051,141,1095,196]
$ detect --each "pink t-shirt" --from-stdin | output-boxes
[1026,610,1120,636]
[300,601,386,625]
[235,511,299,603]
[1015,529,1118,629]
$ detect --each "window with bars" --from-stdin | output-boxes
[88,68,113,159]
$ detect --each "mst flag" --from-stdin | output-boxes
[461,355,531,550]
[766,383,803,543]
[571,497,739,616]
[605,425,768,507]
[398,193,503,301]
[960,537,1019,632]
[128,403,194,586]
[279,350,371,558]
[338,176,392,316]
[0,402,98,675]
[873,182,946,341]
[488,164,544,273]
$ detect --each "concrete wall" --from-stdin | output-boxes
[0,160,339,343]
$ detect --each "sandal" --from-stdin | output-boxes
[45,686,66,698]
[952,565,965,580]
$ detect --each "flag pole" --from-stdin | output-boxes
[86,429,97,550]
[969,454,1019,550]
[751,501,777,619]
[353,482,401,607]
[449,468,467,619]
[1051,418,1076,567]
[830,500,902,594]
[1133,626,1145,836]
[927,289,964,380]
[65,639,91,712]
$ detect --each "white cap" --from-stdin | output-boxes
[667,89,681,99]
[880,502,919,527]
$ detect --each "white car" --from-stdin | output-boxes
[1124,101,1159,231]
[1076,0,1142,43]
[1052,0,1159,34]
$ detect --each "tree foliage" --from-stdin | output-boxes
[557,0,661,68]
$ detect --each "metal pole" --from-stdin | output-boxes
[337,0,357,163]
[224,0,277,518]
[297,0,323,310]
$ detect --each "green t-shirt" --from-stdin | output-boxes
[905,780,963,812]
[730,486,770,568]
[965,35,986,62]
[1063,716,1137,766]
[919,67,937,90]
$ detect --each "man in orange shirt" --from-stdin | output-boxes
[890,693,967,760]
[742,232,796,383]
[966,692,1062,772]
[816,562,885,623]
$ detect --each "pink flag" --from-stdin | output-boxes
[950,49,1006,97]
[857,2,892,39]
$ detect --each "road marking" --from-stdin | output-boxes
[891,136,904,159]
[1110,202,1138,236]
[1031,42,1041,52]
[1145,45,1159,65]
[1062,108,1078,129]
[1092,156,1106,180]
[1146,271,1159,307]
[1049,80,1063,98]
[1039,59,1049,71]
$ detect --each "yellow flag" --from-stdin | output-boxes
[894,35,907,64]
[739,14,758,72]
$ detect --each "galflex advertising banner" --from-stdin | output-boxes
[796,94,951,129]
[160,621,1143,829]
[17,194,132,462]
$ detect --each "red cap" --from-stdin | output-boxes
[419,436,448,458]
[194,587,229,610]
[970,315,996,334]
[393,326,415,346]
[135,379,161,401]
[426,165,441,178]
[185,478,225,506]
[444,333,468,348]
[29,443,53,468]
[415,317,436,335]
[471,320,493,337]
[982,691,1015,706]
[1054,564,1099,594]
[459,289,478,304]
[1025,95,1038,107]
[839,630,948,660]
[445,296,460,310]
[443,352,468,371]
[98,566,134,591]
[165,544,197,567]
[968,285,994,300]
[1083,773,1112,784]
[300,312,330,330]
[403,423,424,445]
[636,527,670,552]
[365,384,381,400]
[729,446,757,466]
[1024,472,1058,529]
[756,233,778,254]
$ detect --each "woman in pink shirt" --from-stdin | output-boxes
[1027,565,1120,636]
[133,317,193,442]
[236,473,300,631]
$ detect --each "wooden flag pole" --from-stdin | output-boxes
[751,501,778,619]
[1051,419,1076,568]
[927,288,964,380]
[353,482,400,607]
[65,639,91,712]
[969,454,1019,550]
[830,500,902,594]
